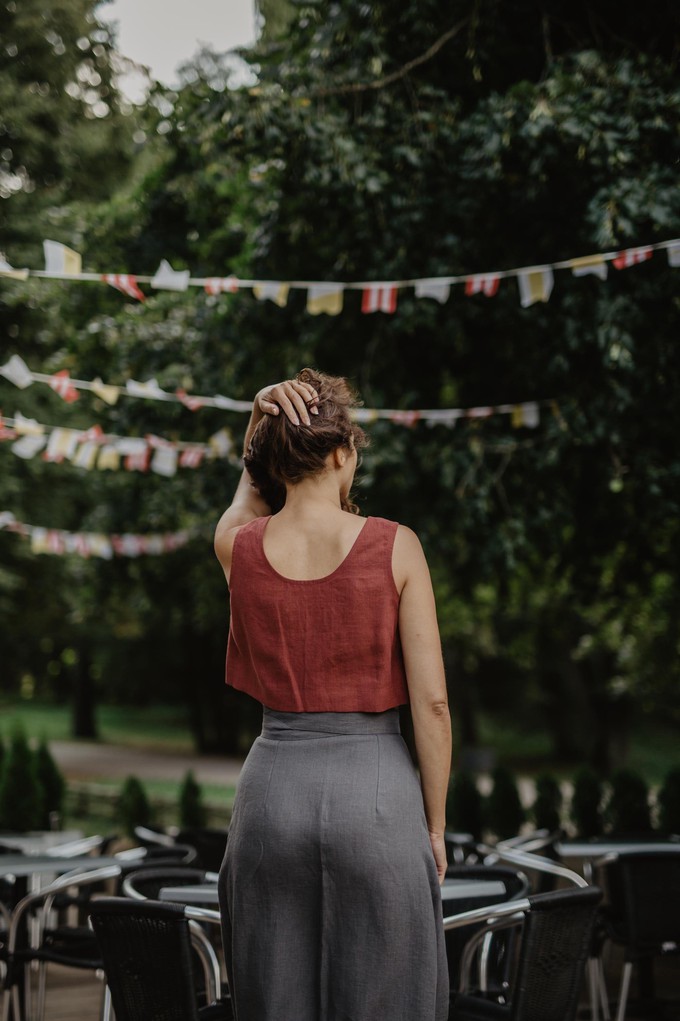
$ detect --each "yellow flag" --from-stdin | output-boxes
[306,284,344,316]
[518,268,554,308]
[98,445,121,471]
[253,282,290,307]
[91,377,120,405]
[570,255,607,281]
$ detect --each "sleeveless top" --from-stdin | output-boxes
[225,515,409,712]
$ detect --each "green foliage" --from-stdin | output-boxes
[0,726,43,831]
[485,766,525,840]
[179,770,207,830]
[656,767,680,835]
[531,773,563,833]
[1,0,679,763]
[604,769,652,835]
[446,771,484,841]
[34,738,66,829]
[570,767,604,838]
[116,776,152,837]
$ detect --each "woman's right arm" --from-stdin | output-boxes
[214,378,317,580]
[393,525,452,883]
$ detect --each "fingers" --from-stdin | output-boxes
[261,380,319,426]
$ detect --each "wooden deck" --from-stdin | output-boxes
[36,953,679,1020]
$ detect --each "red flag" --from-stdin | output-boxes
[125,450,150,472]
[205,276,239,295]
[390,410,421,428]
[465,274,500,297]
[179,447,205,468]
[612,247,652,270]
[48,370,79,403]
[102,274,146,301]
[176,388,205,411]
[361,285,398,314]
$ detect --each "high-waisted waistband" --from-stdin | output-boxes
[261,707,401,740]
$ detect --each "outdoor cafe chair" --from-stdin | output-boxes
[595,850,680,1021]
[176,829,229,873]
[89,897,232,1021]
[1,863,120,1021]
[443,865,530,999]
[446,885,602,1021]
[121,866,218,902]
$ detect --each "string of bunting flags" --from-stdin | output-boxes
[0,355,547,430]
[0,511,194,559]
[0,236,678,313]
[0,411,237,476]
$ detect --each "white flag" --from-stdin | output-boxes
[151,259,190,291]
[43,240,82,275]
[12,434,47,459]
[151,446,178,477]
[0,255,29,281]
[414,280,450,304]
[666,242,680,268]
[570,256,608,280]
[44,428,81,463]
[126,378,165,399]
[0,355,33,389]
[252,282,290,306]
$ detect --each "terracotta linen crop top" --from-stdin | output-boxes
[225,515,409,712]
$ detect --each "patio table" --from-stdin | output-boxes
[557,838,680,882]
[158,877,509,907]
[0,830,84,854]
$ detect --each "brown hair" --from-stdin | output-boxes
[244,368,368,513]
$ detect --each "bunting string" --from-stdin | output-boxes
[0,355,547,429]
[0,511,194,559]
[0,411,237,475]
[0,237,678,313]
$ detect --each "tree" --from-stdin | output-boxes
[117,776,152,837]
[0,726,42,831]
[179,769,207,829]
[35,738,66,829]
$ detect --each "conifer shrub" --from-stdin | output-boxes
[605,769,652,835]
[657,766,680,835]
[531,773,563,832]
[570,767,604,838]
[179,770,206,830]
[35,739,66,830]
[0,726,43,832]
[446,771,484,841]
[485,765,525,840]
[117,776,152,837]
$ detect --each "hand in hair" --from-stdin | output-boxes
[257,379,319,427]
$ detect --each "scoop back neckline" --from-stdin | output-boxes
[258,515,372,584]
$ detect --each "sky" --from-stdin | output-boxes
[99,0,257,97]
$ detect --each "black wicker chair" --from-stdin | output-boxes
[89,897,232,1021]
[446,885,602,1021]
[595,850,680,1021]
[176,829,229,873]
[121,866,217,901]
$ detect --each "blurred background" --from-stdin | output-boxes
[0,0,679,836]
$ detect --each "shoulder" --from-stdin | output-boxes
[391,524,428,593]
[214,513,267,577]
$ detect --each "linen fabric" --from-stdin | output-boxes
[225,515,409,712]
[219,708,449,1021]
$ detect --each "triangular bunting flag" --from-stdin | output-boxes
[517,268,554,307]
[43,240,82,275]
[126,378,164,399]
[361,284,398,314]
[306,284,344,316]
[102,274,145,301]
[91,377,120,405]
[176,388,206,411]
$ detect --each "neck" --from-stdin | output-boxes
[281,475,343,516]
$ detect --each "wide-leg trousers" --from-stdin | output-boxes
[218,707,449,1021]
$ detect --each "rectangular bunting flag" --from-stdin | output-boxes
[43,240,82,276]
[102,274,145,301]
[612,247,652,270]
[361,284,398,314]
[570,255,608,280]
[465,274,500,297]
[306,284,344,316]
[517,268,554,308]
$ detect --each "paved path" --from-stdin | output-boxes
[49,739,244,788]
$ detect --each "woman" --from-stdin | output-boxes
[215,369,451,1021]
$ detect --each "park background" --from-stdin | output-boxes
[0,0,679,837]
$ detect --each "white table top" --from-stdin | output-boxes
[558,840,680,859]
[158,877,508,906]
[0,831,84,854]
[0,854,122,878]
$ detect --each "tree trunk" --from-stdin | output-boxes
[72,647,98,739]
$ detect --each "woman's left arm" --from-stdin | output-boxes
[214,378,317,578]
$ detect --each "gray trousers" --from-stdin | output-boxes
[218,708,449,1021]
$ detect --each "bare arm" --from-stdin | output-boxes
[394,525,451,883]
[214,378,318,580]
